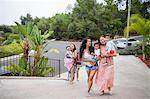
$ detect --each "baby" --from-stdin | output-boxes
[91,42,100,66]
[65,46,73,59]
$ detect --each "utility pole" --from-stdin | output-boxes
[126,0,131,47]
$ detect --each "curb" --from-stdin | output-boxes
[0,76,67,80]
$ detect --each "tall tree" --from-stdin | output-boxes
[50,13,71,40]
[20,13,33,25]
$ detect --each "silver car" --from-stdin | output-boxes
[116,38,140,49]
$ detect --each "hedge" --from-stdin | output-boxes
[0,43,23,58]
[118,43,142,55]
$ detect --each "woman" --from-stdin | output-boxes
[80,38,97,96]
[96,36,116,95]
[70,43,77,84]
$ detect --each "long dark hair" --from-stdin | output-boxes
[79,38,93,59]
[71,43,76,52]
[98,35,105,46]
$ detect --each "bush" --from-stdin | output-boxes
[4,56,55,76]
[119,43,142,55]
[3,33,12,38]
[0,31,4,36]
[0,43,23,58]
[7,34,19,40]
[0,37,5,45]
[2,33,20,45]
[0,37,5,41]
[144,44,150,58]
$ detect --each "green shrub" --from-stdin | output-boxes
[2,34,20,45]
[0,37,5,45]
[0,43,23,58]
[7,34,19,40]
[4,56,54,76]
[144,44,150,58]
[0,31,4,36]
[3,33,12,38]
[119,43,142,55]
[119,43,150,58]
[2,39,21,45]
[0,37,5,41]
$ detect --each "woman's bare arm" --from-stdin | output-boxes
[73,50,77,59]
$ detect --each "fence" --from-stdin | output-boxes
[0,54,62,77]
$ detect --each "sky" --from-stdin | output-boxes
[0,0,105,25]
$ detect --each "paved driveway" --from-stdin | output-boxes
[0,55,150,99]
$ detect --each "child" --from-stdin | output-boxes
[75,52,81,81]
[64,46,74,80]
[93,42,100,66]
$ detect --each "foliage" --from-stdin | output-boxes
[50,13,71,40]
[0,37,5,45]
[67,0,124,39]
[119,43,142,55]
[20,13,33,25]
[1,0,149,40]
[4,56,54,76]
[119,42,150,59]
[2,34,20,45]
[32,57,54,76]
[125,14,150,59]
[0,31,4,36]
[0,43,23,58]
[117,0,150,19]
[0,37,5,41]
[129,14,150,37]
[8,22,55,76]
[0,25,13,33]
[36,17,51,34]
[144,44,150,58]
[7,34,20,40]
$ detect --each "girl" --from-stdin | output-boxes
[70,43,77,84]
[64,46,74,80]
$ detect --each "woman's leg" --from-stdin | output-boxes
[76,66,79,81]
[67,71,70,81]
[88,70,97,93]
[70,65,74,82]
[86,70,90,83]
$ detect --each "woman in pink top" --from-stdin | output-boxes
[96,36,116,95]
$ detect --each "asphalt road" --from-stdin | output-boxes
[44,41,82,75]
[0,41,82,76]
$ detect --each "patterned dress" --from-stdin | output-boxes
[96,46,116,92]
[64,51,74,72]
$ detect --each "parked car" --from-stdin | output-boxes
[116,38,140,49]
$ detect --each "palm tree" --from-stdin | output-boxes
[5,22,56,76]
[124,14,150,60]
[16,22,54,75]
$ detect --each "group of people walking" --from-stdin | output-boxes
[64,34,117,96]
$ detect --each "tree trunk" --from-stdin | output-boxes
[33,46,41,76]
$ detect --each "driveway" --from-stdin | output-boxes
[0,55,150,99]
